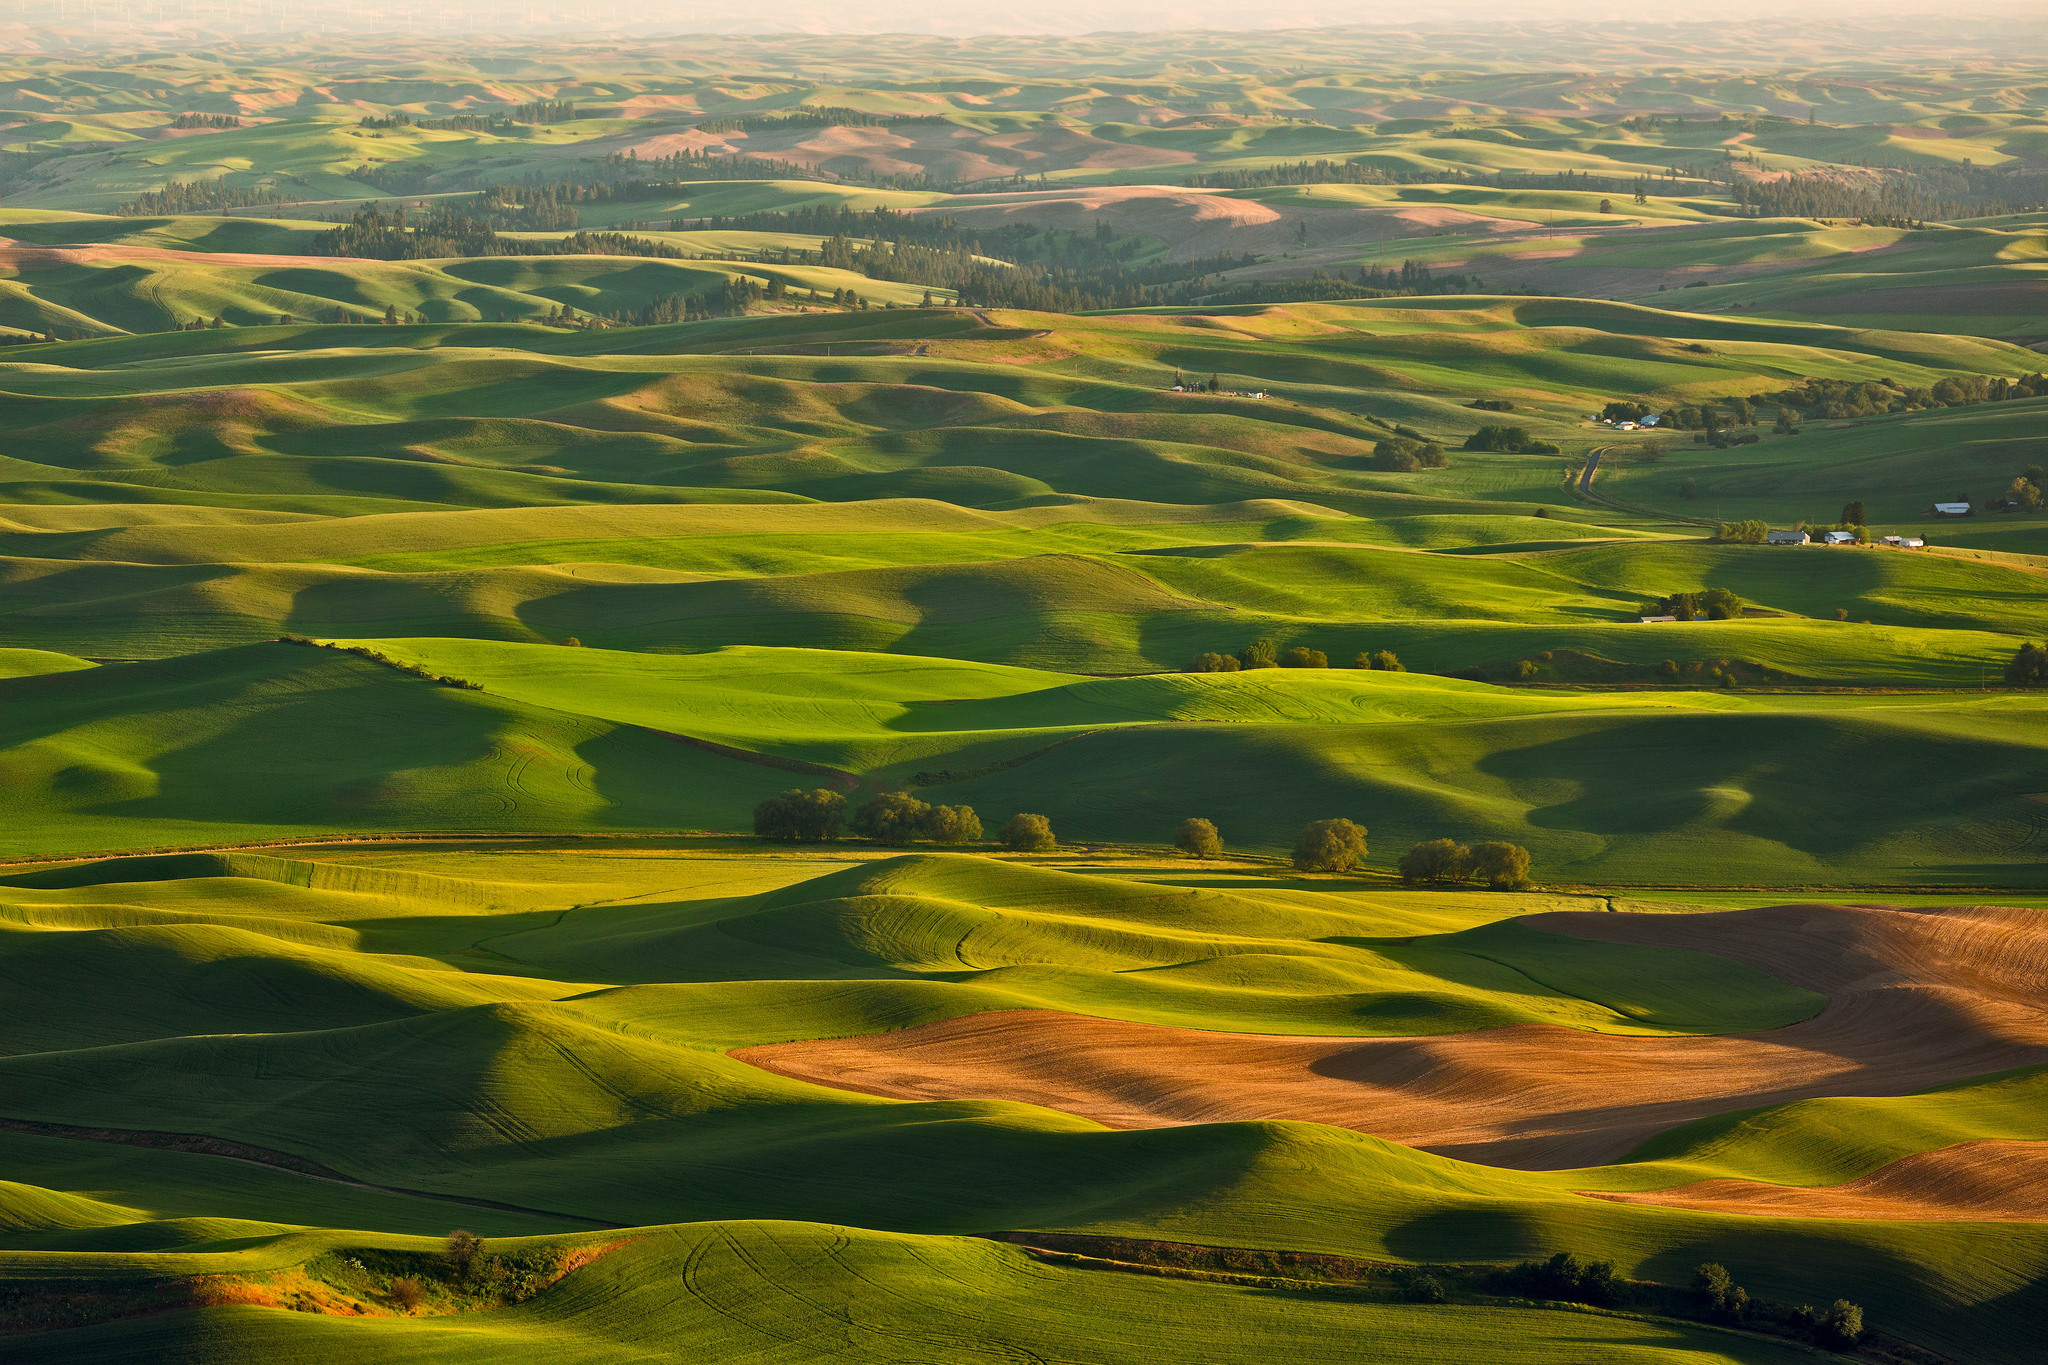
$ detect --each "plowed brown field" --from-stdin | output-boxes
[1581,1139,2048,1220]
[734,903,2048,1171]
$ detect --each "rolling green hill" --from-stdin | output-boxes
[0,848,2039,1362]
[4,45,2048,1358]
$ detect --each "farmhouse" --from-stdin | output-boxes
[1824,530,1858,545]
[1639,614,1679,623]
[1767,530,1809,545]
[1932,502,1971,516]
[1882,535,1926,548]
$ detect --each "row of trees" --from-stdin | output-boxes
[691,107,943,134]
[1641,587,1744,621]
[1731,164,2048,222]
[1465,424,1560,454]
[1189,638,1404,673]
[1371,435,1449,471]
[311,207,687,261]
[1397,838,1533,890]
[753,789,1055,850]
[114,179,287,216]
[2008,643,2048,687]
[1768,373,2046,421]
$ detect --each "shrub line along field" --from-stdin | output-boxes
[4,32,2048,1361]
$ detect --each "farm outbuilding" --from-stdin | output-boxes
[1767,530,1809,545]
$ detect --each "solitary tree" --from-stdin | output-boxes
[753,788,848,843]
[1468,841,1534,890]
[1001,813,1056,852]
[1175,817,1222,858]
[1399,838,1471,884]
[1294,818,1367,872]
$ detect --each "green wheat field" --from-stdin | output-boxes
[0,18,2045,1364]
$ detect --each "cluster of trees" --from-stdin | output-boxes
[1397,838,1533,889]
[623,279,772,325]
[1769,372,2046,421]
[1498,1252,1620,1306]
[311,207,685,262]
[1464,424,1561,454]
[1189,638,1403,673]
[847,791,982,844]
[114,179,286,216]
[753,788,1056,850]
[1989,464,2044,513]
[170,112,240,129]
[511,100,579,124]
[1641,587,1744,620]
[1371,435,1449,470]
[1294,819,1368,872]
[1206,261,1485,307]
[2009,643,2048,687]
[1714,520,1771,544]
[692,107,942,134]
[1731,164,2048,222]
[1181,159,1457,190]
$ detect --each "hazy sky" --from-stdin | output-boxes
[9,0,2044,37]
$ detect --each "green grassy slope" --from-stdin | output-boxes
[0,849,2038,1362]
[7,1219,1823,1365]
[6,641,2046,881]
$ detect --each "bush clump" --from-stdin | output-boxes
[1000,813,1056,852]
[1691,1263,1749,1323]
[1641,587,1743,621]
[1499,1252,1621,1307]
[1237,637,1278,669]
[1293,818,1367,872]
[1464,424,1560,454]
[753,788,848,843]
[2007,642,2048,687]
[1174,817,1222,858]
[849,792,981,845]
[1278,646,1328,668]
[1371,436,1450,471]
[1399,839,1532,889]
[1468,841,1533,890]
[1190,651,1242,672]
[1791,1299,1864,1350]
[1398,837,1469,885]
[1352,649,1404,671]
[1396,1269,1447,1302]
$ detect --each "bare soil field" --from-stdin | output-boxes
[735,903,2048,1170]
[1581,1138,2048,1220]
